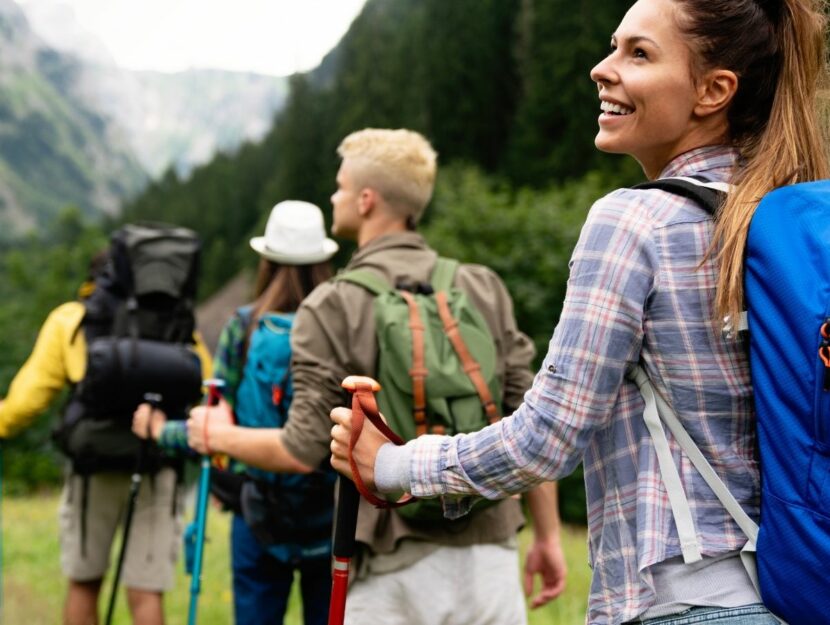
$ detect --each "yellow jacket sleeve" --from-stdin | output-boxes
[192,331,213,382]
[0,302,86,438]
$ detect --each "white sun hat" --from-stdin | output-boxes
[249,200,339,264]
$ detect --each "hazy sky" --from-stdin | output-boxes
[15,0,368,76]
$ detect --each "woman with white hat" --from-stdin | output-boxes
[133,200,338,625]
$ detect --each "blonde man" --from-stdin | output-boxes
[189,128,566,624]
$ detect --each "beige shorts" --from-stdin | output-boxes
[345,541,527,625]
[58,467,184,592]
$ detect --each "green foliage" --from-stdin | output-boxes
[0,207,107,490]
[2,0,652,517]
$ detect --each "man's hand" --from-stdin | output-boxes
[132,403,167,440]
[187,397,234,455]
[524,534,567,609]
[330,406,388,492]
[523,481,567,608]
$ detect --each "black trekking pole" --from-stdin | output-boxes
[328,376,381,625]
[104,392,162,625]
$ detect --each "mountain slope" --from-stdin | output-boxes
[77,66,288,178]
[0,0,144,236]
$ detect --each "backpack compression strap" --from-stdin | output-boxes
[431,257,500,422]
[435,292,501,423]
[342,376,415,509]
[398,290,430,437]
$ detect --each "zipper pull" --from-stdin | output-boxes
[272,384,283,406]
[820,321,830,391]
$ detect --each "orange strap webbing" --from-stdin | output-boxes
[399,291,429,436]
[435,291,501,424]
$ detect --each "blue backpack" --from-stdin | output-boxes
[234,307,336,553]
[632,177,830,625]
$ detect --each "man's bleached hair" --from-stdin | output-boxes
[337,128,437,225]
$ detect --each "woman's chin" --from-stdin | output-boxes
[594,135,626,155]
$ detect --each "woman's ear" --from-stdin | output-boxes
[695,69,738,117]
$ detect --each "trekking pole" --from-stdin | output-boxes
[186,379,224,625]
[328,376,381,625]
[104,392,162,625]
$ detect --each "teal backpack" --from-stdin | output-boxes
[337,257,502,521]
[234,307,336,552]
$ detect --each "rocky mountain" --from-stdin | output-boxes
[0,0,144,236]
[0,0,289,238]
[19,0,289,178]
[76,66,288,179]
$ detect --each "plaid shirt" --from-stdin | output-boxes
[408,146,760,624]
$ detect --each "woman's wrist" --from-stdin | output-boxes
[374,441,415,495]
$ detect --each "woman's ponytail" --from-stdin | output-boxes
[677,0,829,325]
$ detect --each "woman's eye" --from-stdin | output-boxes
[633,47,648,59]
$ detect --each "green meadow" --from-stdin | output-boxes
[2,490,590,624]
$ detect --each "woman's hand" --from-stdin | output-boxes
[187,397,234,455]
[132,403,167,440]
[330,406,388,492]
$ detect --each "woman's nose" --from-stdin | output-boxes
[590,55,616,87]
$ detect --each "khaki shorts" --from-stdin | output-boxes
[345,541,527,625]
[58,467,184,592]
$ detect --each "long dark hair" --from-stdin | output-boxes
[244,257,333,352]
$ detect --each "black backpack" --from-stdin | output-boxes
[54,223,204,475]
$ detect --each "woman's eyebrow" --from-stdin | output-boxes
[612,34,662,49]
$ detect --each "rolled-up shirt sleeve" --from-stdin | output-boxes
[282,284,354,469]
[407,191,659,516]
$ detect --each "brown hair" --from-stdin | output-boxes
[244,258,333,352]
[674,0,830,324]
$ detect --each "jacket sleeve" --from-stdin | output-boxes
[281,283,354,468]
[192,331,213,382]
[0,303,81,438]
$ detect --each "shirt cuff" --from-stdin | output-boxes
[374,441,414,494]
[408,434,477,519]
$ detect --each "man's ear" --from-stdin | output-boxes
[694,69,738,117]
[357,187,377,217]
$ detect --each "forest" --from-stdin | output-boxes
[0,0,643,522]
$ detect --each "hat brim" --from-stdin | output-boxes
[249,237,339,264]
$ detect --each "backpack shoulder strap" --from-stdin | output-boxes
[628,365,760,543]
[632,175,729,215]
[334,269,391,296]
[430,257,459,292]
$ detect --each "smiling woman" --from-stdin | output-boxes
[330,0,830,624]
[590,0,735,179]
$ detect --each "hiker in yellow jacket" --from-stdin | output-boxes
[0,252,211,625]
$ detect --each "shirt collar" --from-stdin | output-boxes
[346,231,428,268]
[658,145,740,180]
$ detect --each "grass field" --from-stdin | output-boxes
[2,490,590,624]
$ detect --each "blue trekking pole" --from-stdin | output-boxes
[185,379,224,625]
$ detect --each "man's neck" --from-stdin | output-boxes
[357,219,410,248]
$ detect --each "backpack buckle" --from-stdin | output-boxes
[395,281,434,295]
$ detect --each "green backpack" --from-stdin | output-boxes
[337,257,502,521]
